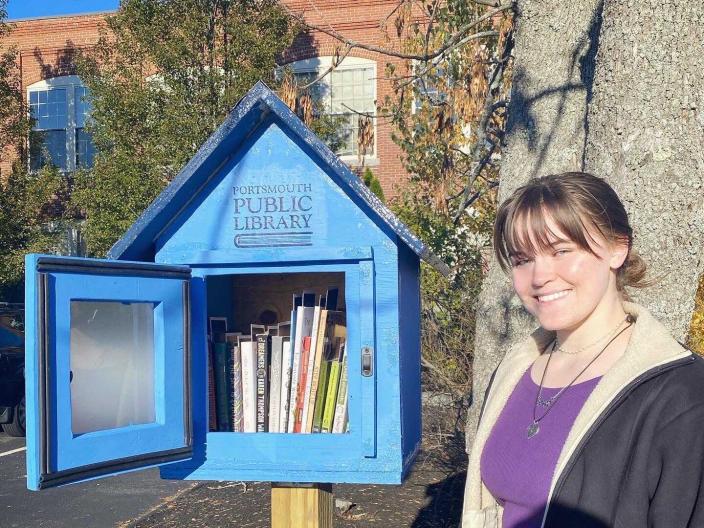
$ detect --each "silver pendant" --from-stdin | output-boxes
[527,422,540,438]
[537,397,554,407]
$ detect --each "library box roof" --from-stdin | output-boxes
[107,81,450,277]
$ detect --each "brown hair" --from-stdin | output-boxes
[493,172,648,294]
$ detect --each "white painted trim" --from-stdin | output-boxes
[286,55,376,74]
[27,75,83,91]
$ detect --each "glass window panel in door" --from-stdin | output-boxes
[69,300,156,435]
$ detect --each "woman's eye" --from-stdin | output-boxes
[512,258,529,267]
[554,249,570,256]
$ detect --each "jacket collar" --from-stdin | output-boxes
[463,302,691,521]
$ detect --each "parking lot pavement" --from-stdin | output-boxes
[0,430,196,528]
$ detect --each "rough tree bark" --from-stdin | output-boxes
[467,0,704,449]
[584,1,704,336]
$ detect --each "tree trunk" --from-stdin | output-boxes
[467,0,704,449]
[584,1,704,338]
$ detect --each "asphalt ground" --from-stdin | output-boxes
[0,431,194,528]
[0,401,467,527]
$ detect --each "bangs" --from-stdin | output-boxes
[495,184,603,270]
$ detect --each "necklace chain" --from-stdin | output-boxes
[554,316,629,355]
[527,314,635,439]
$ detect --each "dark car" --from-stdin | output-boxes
[0,303,25,437]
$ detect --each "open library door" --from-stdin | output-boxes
[24,255,195,490]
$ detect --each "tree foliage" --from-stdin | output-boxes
[0,0,30,168]
[688,274,704,356]
[0,0,75,297]
[385,2,512,400]
[362,167,385,203]
[74,0,299,256]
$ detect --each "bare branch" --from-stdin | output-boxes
[421,355,465,396]
[423,0,442,60]
[297,44,353,90]
[285,2,511,62]
[339,102,393,119]
[451,28,513,224]
[381,0,408,29]
[471,0,504,6]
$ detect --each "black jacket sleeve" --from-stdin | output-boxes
[647,403,704,527]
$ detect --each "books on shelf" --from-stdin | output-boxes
[303,308,327,433]
[207,288,348,435]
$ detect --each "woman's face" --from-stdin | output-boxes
[509,217,627,332]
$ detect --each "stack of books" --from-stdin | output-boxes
[207,288,349,434]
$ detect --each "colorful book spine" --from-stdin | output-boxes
[279,338,292,432]
[304,308,328,433]
[213,341,231,431]
[287,300,315,432]
[332,348,349,433]
[256,334,271,432]
[293,336,312,433]
[207,341,217,431]
[231,344,244,432]
[312,357,330,433]
[300,306,322,433]
[268,336,284,432]
[240,340,257,432]
[322,338,345,433]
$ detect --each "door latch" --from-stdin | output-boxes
[361,346,373,377]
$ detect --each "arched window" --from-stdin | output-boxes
[285,57,377,161]
[28,76,95,172]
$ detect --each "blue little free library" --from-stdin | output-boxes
[24,82,450,491]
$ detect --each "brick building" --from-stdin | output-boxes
[1,3,412,198]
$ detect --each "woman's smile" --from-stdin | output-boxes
[536,289,572,303]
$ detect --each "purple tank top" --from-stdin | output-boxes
[480,368,600,528]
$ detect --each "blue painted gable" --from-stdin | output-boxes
[155,119,388,256]
[108,82,449,276]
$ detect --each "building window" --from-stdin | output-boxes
[28,76,95,172]
[411,59,450,114]
[287,57,376,160]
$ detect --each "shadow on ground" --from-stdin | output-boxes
[125,400,468,528]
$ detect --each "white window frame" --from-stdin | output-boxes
[27,75,93,173]
[284,56,378,165]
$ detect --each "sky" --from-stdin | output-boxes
[6,0,119,20]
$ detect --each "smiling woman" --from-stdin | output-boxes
[462,172,704,528]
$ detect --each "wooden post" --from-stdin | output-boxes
[271,483,333,528]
